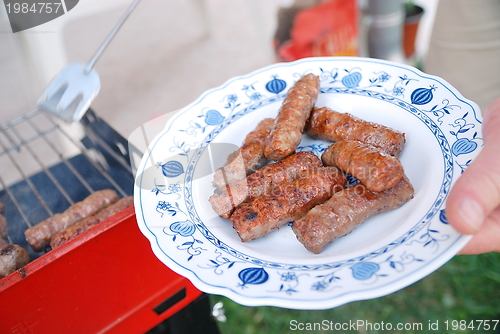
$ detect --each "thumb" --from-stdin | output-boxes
[445,98,500,234]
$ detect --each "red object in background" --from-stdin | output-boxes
[403,5,425,58]
[0,206,202,334]
[277,0,359,61]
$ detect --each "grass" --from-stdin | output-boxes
[210,252,500,333]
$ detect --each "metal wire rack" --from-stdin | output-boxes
[0,109,134,259]
[0,109,222,334]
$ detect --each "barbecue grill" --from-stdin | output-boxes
[0,108,220,333]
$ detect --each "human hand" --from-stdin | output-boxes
[445,97,500,254]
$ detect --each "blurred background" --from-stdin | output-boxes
[1,0,499,333]
[1,0,441,138]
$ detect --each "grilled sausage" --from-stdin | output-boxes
[292,175,414,254]
[25,189,119,252]
[0,244,30,279]
[49,196,134,249]
[264,73,320,161]
[0,214,7,239]
[212,118,274,190]
[49,217,99,249]
[209,151,322,219]
[321,140,405,192]
[231,166,346,242]
[306,107,406,156]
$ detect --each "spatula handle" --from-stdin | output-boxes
[84,0,143,73]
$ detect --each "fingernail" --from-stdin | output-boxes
[458,199,484,232]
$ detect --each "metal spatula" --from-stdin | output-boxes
[37,0,142,122]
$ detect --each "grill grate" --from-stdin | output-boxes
[0,109,135,260]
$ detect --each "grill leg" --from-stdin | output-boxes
[147,294,221,334]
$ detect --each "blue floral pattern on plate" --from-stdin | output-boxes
[134,57,483,310]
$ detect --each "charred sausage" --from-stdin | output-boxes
[49,217,99,249]
[230,166,346,242]
[321,140,404,192]
[209,151,322,219]
[25,189,119,252]
[49,196,134,249]
[0,244,30,279]
[292,175,414,254]
[307,107,406,157]
[264,73,320,161]
[212,118,274,190]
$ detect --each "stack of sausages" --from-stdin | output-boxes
[209,73,414,254]
[0,190,133,279]
[24,189,133,252]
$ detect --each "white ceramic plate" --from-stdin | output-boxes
[134,57,483,310]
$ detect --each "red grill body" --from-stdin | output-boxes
[0,206,202,333]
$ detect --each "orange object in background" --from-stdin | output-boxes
[276,0,359,61]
